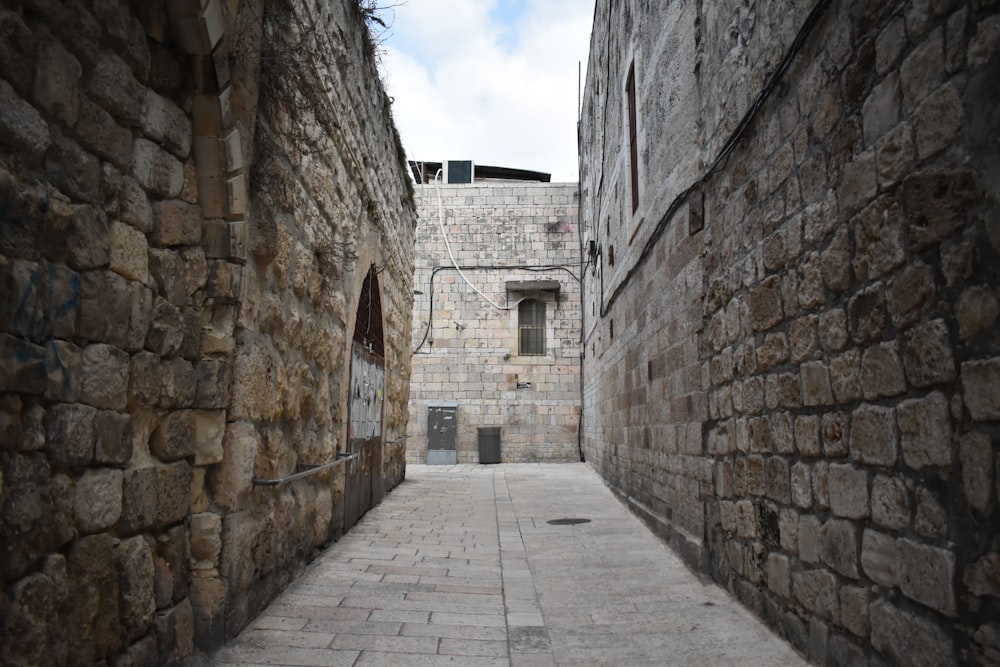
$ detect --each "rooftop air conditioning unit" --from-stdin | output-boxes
[444,160,474,184]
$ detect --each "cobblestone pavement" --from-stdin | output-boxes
[213,463,807,666]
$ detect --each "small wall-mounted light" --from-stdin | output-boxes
[454,322,465,331]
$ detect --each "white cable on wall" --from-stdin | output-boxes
[434,169,511,311]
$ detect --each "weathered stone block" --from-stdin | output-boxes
[190,512,222,566]
[791,462,812,509]
[798,252,826,310]
[767,553,791,598]
[795,415,820,457]
[818,308,848,352]
[119,466,158,534]
[66,533,123,662]
[875,121,914,188]
[0,453,65,579]
[852,196,904,281]
[148,247,188,305]
[915,487,948,540]
[828,464,869,519]
[961,432,994,515]
[159,357,196,409]
[195,360,230,410]
[156,524,189,603]
[821,518,860,579]
[766,457,791,504]
[963,359,1000,421]
[748,276,783,332]
[789,316,817,363]
[872,474,910,530]
[915,83,963,159]
[861,529,897,587]
[963,553,1000,600]
[830,349,862,403]
[956,286,999,340]
[848,283,886,344]
[93,409,131,466]
[81,343,129,410]
[736,499,757,538]
[899,391,952,468]
[189,569,226,650]
[87,51,145,127]
[119,176,153,233]
[157,598,195,663]
[900,27,944,108]
[850,404,897,466]
[153,200,201,247]
[801,361,834,406]
[0,79,50,158]
[115,534,155,641]
[74,467,123,533]
[46,128,101,203]
[757,333,789,372]
[860,341,906,400]
[792,568,839,622]
[145,297,184,357]
[157,460,191,526]
[194,410,225,466]
[143,90,192,158]
[838,148,877,217]
[128,351,160,407]
[34,31,81,126]
[799,515,821,564]
[836,587,867,643]
[886,262,935,330]
[903,319,956,388]
[75,97,132,170]
[746,457,766,496]
[132,137,183,198]
[902,169,978,250]
[109,221,149,284]
[44,340,82,403]
[45,402,96,465]
[151,410,197,462]
[862,71,900,144]
[1,571,68,666]
[897,537,957,616]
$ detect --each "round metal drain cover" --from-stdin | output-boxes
[547,518,591,525]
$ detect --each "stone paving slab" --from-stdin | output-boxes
[212,464,807,666]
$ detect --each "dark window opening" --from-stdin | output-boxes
[610,319,614,340]
[626,61,639,215]
[518,299,546,356]
[609,245,615,266]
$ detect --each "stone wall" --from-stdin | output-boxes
[0,0,416,663]
[407,181,581,463]
[580,0,1000,664]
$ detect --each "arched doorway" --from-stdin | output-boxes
[345,265,385,529]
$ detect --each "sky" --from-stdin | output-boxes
[374,1,595,183]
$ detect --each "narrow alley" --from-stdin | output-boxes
[212,464,807,666]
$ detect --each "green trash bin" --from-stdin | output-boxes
[478,427,501,464]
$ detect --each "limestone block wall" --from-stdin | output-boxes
[407,182,581,463]
[0,0,415,663]
[580,0,1000,664]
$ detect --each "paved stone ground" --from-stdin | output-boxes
[212,464,808,666]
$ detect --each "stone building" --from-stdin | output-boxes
[407,162,582,464]
[580,0,999,665]
[0,0,416,663]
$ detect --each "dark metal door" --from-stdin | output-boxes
[427,405,457,465]
[345,266,385,530]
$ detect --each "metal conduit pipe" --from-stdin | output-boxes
[252,452,358,487]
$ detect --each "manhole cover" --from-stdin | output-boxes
[547,518,591,525]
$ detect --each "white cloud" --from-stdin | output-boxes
[378,1,593,183]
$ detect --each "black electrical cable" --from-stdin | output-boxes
[412,264,581,354]
[598,0,832,319]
